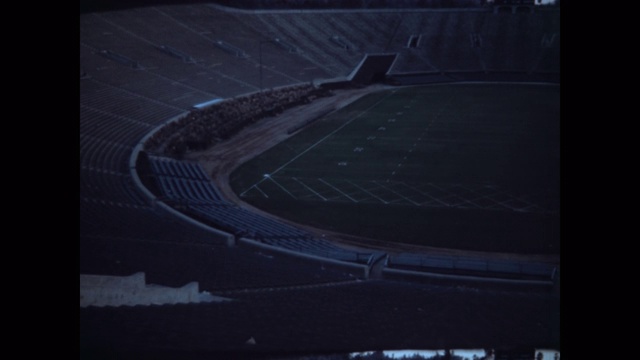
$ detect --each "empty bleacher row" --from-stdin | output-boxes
[80,135,139,174]
[80,231,354,292]
[80,5,559,113]
[146,157,304,238]
[80,105,156,145]
[80,7,325,100]
[148,156,309,237]
[189,203,377,265]
[260,237,376,264]
[149,156,210,181]
[156,177,224,204]
[233,8,559,76]
[81,166,148,206]
[387,252,557,282]
[80,78,185,126]
[162,5,330,84]
[187,203,311,240]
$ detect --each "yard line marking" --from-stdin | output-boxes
[518,204,544,212]
[486,198,525,212]
[445,184,487,209]
[253,184,269,198]
[347,180,388,204]
[293,177,327,201]
[269,92,395,177]
[372,181,421,206]
[401,182,451,207]
[424,183,465,206]
[268,176,297,199]
[485,190,546,213]
[490,187,547,210]
[318,178,358,203]
[433,183,526,209]
[242,91,396,193]
[456,184,513,209]
[240,185,255,197]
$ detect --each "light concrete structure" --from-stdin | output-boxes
[80,272,231,307]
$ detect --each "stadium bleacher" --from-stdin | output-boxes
[80,2,559,357]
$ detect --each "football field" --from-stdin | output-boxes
[230,83,560,254]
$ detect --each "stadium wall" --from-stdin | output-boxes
[386,71,560,85]
[382,267,555,288]
[238,238,370,279]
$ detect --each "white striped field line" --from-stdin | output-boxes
[151,8,262,90]
[427,183,548,213]
[267,176,297,199]
[463,185,544,212]
[420,185,468,207]
[388,95,453,180]
[292,177,327,201]
[371,181,421,206]
[252,184,269,198]
[487,197,539,213]
[440,184,489,209]
[495,189,550,210]
[346,180,389,204]
[318,178,358,203]
[455,184,518,209]
[241,91,397,195]
[400,182,453,207]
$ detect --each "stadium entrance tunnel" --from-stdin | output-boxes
[348,54,397,86]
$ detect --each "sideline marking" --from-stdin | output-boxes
[242,91,396,193]
[269,92,393,175]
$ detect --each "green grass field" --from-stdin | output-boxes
[230,84,560,254]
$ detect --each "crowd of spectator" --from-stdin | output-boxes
[145,84,333,157]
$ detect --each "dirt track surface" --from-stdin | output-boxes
[185,85,560,265]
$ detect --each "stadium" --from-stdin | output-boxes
[80,0,560,359]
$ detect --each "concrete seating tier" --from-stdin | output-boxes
[388,253,557,282]
[81,278,559,355]
[80,235,354,292]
